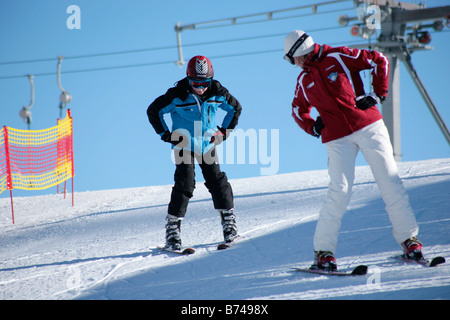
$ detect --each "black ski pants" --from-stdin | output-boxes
[168,148,234,218]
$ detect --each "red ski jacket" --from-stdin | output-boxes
[292,44,389,143]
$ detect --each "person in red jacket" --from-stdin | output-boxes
[284,30,423,271]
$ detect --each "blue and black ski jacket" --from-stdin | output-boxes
[147,78,242,154]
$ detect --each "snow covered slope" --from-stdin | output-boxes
[0,158,449,300]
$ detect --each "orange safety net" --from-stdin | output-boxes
[0,110,74,194]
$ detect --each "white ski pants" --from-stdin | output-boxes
[314,120,419,253]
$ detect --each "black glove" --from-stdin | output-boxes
[161,131,184,146]
[312,116,324,138]
[355,93,385,110]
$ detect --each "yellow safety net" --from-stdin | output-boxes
[0,110,74,194]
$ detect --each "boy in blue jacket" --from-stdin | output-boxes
[147,55,242,251]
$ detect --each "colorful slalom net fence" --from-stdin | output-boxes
[0,109,74,223]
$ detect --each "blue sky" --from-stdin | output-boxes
[1,0,449,198]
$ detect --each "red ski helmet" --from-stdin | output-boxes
[186,55,214,79]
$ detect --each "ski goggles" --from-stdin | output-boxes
[188,77,212,89]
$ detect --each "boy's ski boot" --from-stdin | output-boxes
[164,215,182,251]
[220,209,238,243]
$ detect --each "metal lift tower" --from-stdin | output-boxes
[340,0,450,160]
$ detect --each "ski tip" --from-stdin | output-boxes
[217,243,230,250]
[351,265,368,275]
[217,236,241,250]
[181,248,196,255]
[430,256,446,267]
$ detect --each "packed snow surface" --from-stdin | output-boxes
[1,158,449,300]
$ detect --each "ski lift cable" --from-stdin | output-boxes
[0,39,368,80]
[0,28,332,66]
[0,23,359,80]
[0,3,354,66]
[175,0,351,31]
[0,28,447,81]
[176,6,353,31]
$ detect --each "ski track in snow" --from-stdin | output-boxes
[0,158,449,300]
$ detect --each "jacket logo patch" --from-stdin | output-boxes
[328,72,338,82]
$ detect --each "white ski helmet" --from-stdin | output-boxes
[284,30,315,64]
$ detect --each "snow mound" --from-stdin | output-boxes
[0,158,449,300]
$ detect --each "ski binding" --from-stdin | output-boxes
[293,264,368,276]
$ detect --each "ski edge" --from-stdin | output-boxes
[292,264,368,276]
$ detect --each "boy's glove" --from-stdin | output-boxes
[161,131,186,147]
[210,127,228,145]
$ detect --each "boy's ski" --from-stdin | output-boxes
[158,246,195,255]
[392,254,445,267]
[292,264,368,276]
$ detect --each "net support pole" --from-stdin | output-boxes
[72,177,74,207]
[10,190,14,224]
[3,126,15,224]
[68,109,75,207]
